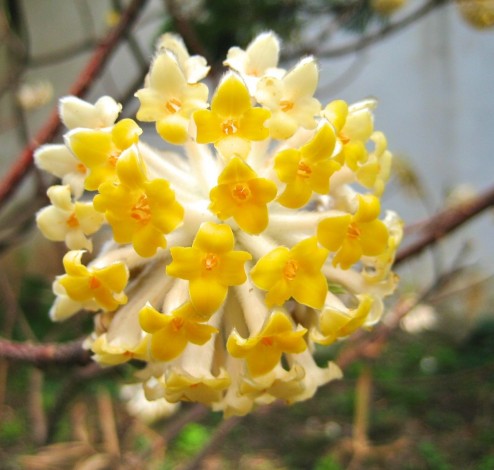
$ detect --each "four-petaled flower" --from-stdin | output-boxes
[193,74,271,159]
[167,222,252,316]
[227,311,307,377]
[36,185,104,251]
[274,122,340,208]
[135,51,209,144]
[209,157,277,234]
[317,194,389,269]
[66,118,142,191]
[93,146,184,257]
[56,250,128,312]
[139,302,218,361]
[250,237,329,309]
[256,57,321,140]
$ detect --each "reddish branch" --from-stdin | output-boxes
[0,0,149,207]
[0,338,90,366]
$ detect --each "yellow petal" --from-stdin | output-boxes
[189,277,228,315]
[274,149,300,183]
[317,215,351,251]
[132,224,167,257]
[218,250,252,285]
[354,194,381,223]
[301,123,336,162]
[250,247,290,290]
[67,129,113,168]
[156,114,189,144]
[151,326,188,361]
[116,146,147,188]
[359,220,389,256]
[111,118,142,149]
[95,262,129,292]
[291,271,327,309]
[277,178,312,209]
[238,107,270,140]
[167,247,201,279]
[192,222,234,253]
[193,109,223,144]
[333,238,362,269]
[211,74,251,118]
[139,303,168,333]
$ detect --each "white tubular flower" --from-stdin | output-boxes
[224,31,284,93]
[36,185,104,251]
[34,144,87,199]
[35,31,402,417]
[256,57,321,140]
[60,96,122,130]
[156,33,210,83]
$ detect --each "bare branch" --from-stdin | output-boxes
[0,0,149,208]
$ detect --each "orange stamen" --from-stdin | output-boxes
[283,259,299,281]
[171,317,185,332]
[89,276,101,289]
[232,183,251,202]
[221,119,238,136]
[203,253,219,271]
[347,223,361,240]
[297,161,312,178]
[66,212,79,228]
[165,98,182,114]
[131,195,151,224]
[261,336,274,346]
[280,100,294,112]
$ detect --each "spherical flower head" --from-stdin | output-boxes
[193,74,271,160]
[227,311,307,377]
[135,51,209,144]
[274,122,340,208]
[56,250,128,312]
[93,146,184,258]
[250,237,329,309]
[66,118,142,191]
[167,222,252,316]
[209,157,277,234]
[317,194,389,269]
[139,302,218,361]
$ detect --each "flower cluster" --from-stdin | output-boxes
[35,32,402,417]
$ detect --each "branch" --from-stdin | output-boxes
[395,184,494,265]
[0,337,90,366]
[316,0,450,58]
[0,0,149,208]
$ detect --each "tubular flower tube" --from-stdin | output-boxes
[35,32,402,417]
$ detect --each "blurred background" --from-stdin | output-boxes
[1,1,493,468]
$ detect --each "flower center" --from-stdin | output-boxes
[297,161,312,178]
[76,163,87,174]
[221,119,238,136]
[339,132,350,144]
[131,195,151,224]
[283,259,299,281]
[171,317,185,332]
[280,100,294,112]
[66,212,79,228]
[203,253,219,271]
[108,151,120,167]
[231,183,251,202]
[89,276,101,290]
[261,336,274,346]
[165,98,182,114]
[347,223,361,240]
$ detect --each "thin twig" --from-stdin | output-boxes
[0,0,149,208]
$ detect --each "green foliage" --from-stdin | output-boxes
[418,441,451,470]
[174,422,210,455]
[313,455,343,470]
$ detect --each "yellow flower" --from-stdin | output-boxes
[193,74,271,159]
[57,250,128,312]
[250,237,329,309]
[256,57,321,140]
[274,123,340,208]
[227,311,307,377]
[209,157,277,234]
[66,118,142,191]
[167,222,252,315]
[317,194,389,269]
[93,146,184,258]
[312,296,374,345]
[135,52,209,144]
[139,302,218,362]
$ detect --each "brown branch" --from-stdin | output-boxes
[317,0,450,58]
[395,184,494,266]
[0,0,149,208]
[0,337,90,366]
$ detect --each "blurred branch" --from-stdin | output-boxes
[395,184,494,266]
[316,0,451,58]
[0,337,90,366]
[0,0,149,208]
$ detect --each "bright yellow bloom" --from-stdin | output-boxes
[139,302,218,362]
[227,311,307,377]
[256,57,321,140]
[135,52,209,144]
[274,123,340,208]
[250,237,329,309]
[167,222,252,315]
[312,296,374,345]
[91,333,150,366]
[67,118,142,191]
[193,74,271,159]
[57,250,128,312]
[93,146,184,257]
[456,0,494,29]
[209,157,277,234]
[317,194,389,269]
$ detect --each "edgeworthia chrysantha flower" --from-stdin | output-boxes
[35,32,402,417]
